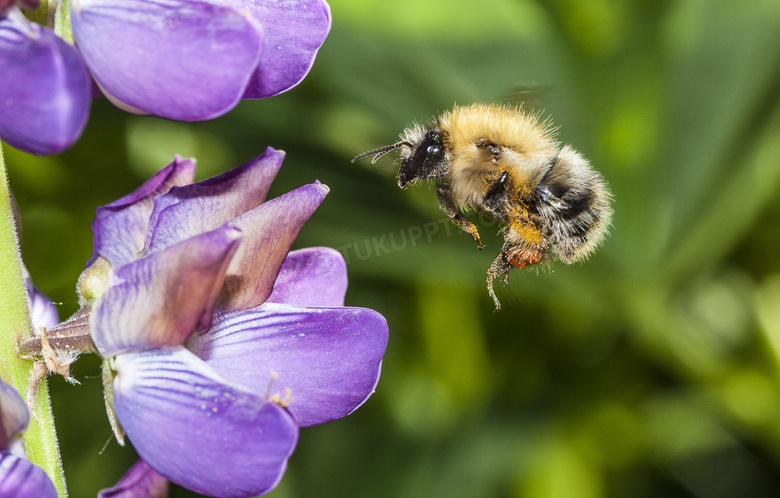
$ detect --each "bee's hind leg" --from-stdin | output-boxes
[486,253,512,311]
[436,182,483,250]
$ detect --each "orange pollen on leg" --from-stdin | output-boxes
[509,250,543,269]
[506,203,545,245]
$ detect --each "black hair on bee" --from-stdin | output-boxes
[353,103,613,310]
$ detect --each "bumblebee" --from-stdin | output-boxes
[353,103,613,310]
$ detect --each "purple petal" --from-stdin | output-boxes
[98,460,168,498]
[89,156,195,268]
[238,0,332,98]
[188,302,389,427]
[219,182,330,311]
[91,226,241,358]
[113,348,297,498]
[0,11,90,154]
[144,148,285,255]
[267,247,347,307]
[23,269,59,332]
[0,379,29,448]
[72,0,264,120]
[0,453,57,498]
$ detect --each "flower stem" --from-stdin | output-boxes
[0,146,68,497]
[54,0,74,44]
[25,0,50,26]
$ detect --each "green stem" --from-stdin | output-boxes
[24,0,50,26]
[54,0,74,44]
[0,146,68,497]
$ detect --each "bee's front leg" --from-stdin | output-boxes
[436,182,483,250]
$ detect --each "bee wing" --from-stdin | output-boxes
[538,184,567,210]
[499,85,551,109]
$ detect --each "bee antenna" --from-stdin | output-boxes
[351,142,410,164]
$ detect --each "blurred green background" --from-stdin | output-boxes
[7,0,780,496]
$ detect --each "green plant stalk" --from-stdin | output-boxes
[24,0,50,26]
[0,147,67,497]
[54,0,74,44]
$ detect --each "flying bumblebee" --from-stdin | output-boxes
[352,103,613,310]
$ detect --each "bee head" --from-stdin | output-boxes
[352,127,447,189]
[398,130,445,189]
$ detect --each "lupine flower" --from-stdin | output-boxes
[0,0,330,153]
[0,8,91,155]
[57,148,388,497]
[0,378,58,498]
[98,460,168,498]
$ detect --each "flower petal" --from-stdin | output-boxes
[72,0,264,120]
[0,379,29,448]
[144,148,285,255]
[113,348,297,498]
[239,0,332,98]
[0,453,57,498]
[220,182,330,311]
[23,268,59,333]
[91,226,241,358]
[188,302,389,427]
[0,11,90,154]
[267,247,347,307]
[89,156,195,268]
[98,460,168,498]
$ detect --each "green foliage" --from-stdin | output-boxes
[8,0,780,496]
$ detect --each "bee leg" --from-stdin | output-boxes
[486,253,512,311]
[436,183,483,249]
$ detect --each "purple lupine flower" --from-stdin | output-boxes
[98,460,168,498]
[0,8,91,155]
[0,379,58,498]
[73,148,388,497]
[72,0,331,119]
[0,0,330,153]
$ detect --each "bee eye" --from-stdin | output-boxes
[398,131,445,187]
[419,132,445,166]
